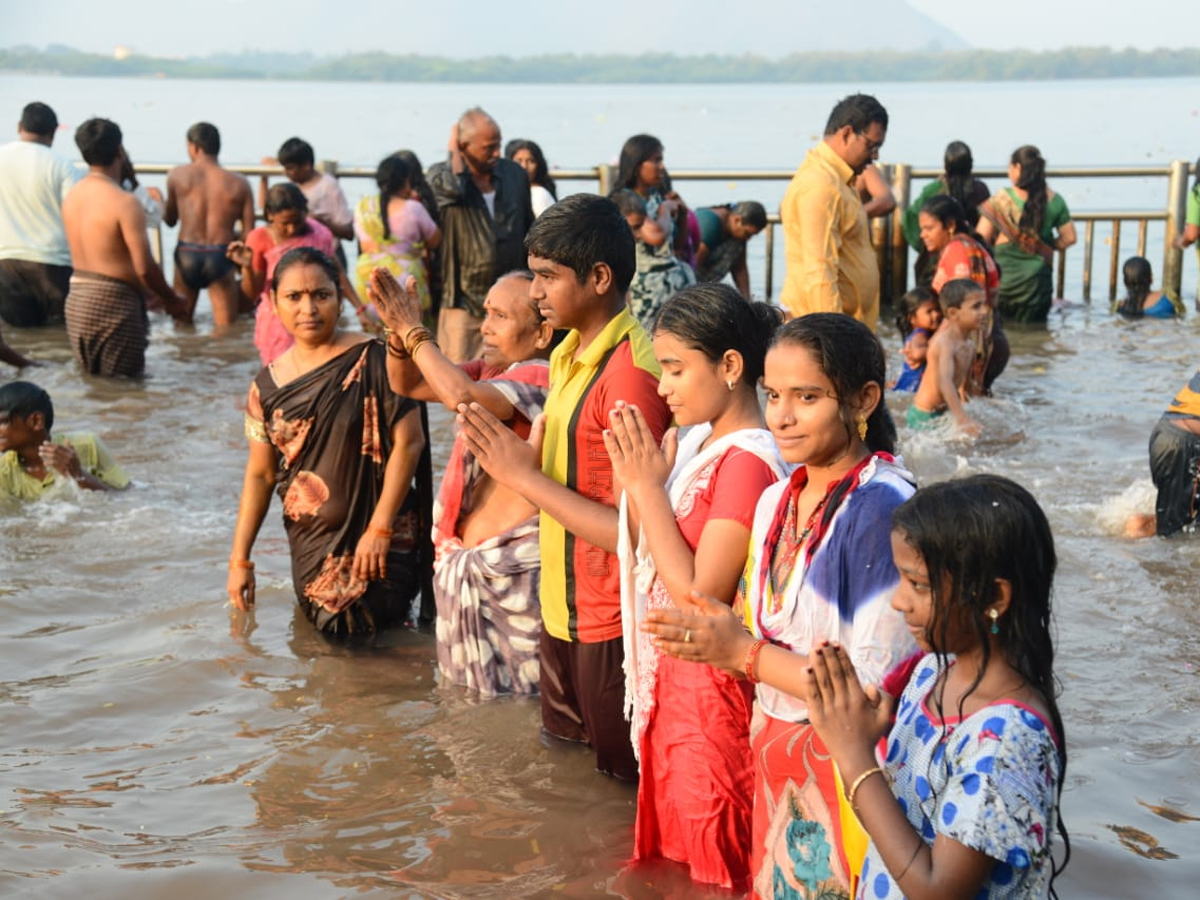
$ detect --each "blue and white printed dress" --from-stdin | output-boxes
[858,654,1062,900]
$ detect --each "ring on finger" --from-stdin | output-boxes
[684,628,692,643]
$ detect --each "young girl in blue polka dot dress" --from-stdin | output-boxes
[804,474,1068,899]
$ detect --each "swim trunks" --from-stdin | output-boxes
[174,242,234,291]
[1149,415,1200,536]
[906,404,946,430]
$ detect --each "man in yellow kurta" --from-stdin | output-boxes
[780,94,888,329]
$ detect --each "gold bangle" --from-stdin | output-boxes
[845,766,883,811]
[229,559,255,570]
[385,336,409,359]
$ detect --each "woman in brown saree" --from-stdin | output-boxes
[227,247,425,635]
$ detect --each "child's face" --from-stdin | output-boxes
[528,254,595,333]
[949,291,988,332]
[283,162,315,183]
[912,300,941,332]
[652,331,731,427]
[890,530,937,652]
[268,208,307,241]
[0,411,41,453]
[624,212,646,237]
[763,343,853,466]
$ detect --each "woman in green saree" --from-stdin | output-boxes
[976,145,1076,323]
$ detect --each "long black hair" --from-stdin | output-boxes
[942,140,976,223]
[894,286,936,341]
[1117,256,1153,318]
[616,134,664,194]
[374,155,411,241]
[505,138,557,200]
[1012,145,1049,237]
[891,474,1069,890]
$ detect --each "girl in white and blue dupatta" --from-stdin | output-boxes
[607,284,786,891]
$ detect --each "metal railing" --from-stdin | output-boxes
[137,159,1196,307]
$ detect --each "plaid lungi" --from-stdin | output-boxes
[64,270,149,377]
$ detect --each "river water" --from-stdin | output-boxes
[2,75,1200,898]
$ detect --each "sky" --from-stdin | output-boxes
[1,0,1191,57]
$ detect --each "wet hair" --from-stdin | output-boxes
[771,312,896,456]
[74,118,123,167]
[0,381,54,433]
[525,193,635,294]
[393,149,439,226]
[271,246,339,294]
[1117,256,1153,318]
[1012,145,1048,237]
[616,134,664,193]
[942,140,978,224]
[20,101,57,137]
[373,155,411,241]
[505,138,557,200]
[264,182,308,218]
[824,93,889,136]
[653,283,783,386]
[939,278,985,311]
[186,122,220,156]
[891,474,1069,887]
[894,285,937,340]
[609,188,648,220]
[920,194,972,238]
[731,200,768,231]
[277,137,315,168]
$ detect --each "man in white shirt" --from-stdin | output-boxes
[0,102,81,327]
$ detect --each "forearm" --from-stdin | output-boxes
[410,343,515,418]
[626,485,701,605]
[753,642,813,697]
[732,257,751,299]
[513,470,620,553]
[371,437,423,529]
[230,472,275,562]
[385,351,439,401]
[845,774,946,899]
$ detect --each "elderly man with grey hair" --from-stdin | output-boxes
[427,107,535,363]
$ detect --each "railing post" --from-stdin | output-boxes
[764,222,775,303]
[1082,220,1095,303]
[597,164,617,197]
[1163,159,1188,304]
[319,158,339,177]
[1109,220,1121,307]
[891,163,911,301]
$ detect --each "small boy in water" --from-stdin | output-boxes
[908,279,985,436]
[259,137,354,245]
[0,381,129,499]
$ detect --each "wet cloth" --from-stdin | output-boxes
[64,270,148,377]
[433,359,550,696]
[979,188,1071,323]
[1149,414,1200,536]
[695,207,745,284]
[1142,294,1180,318]
[0,432,129,500]
[245,219,339,365]
[741,454,918,899]
[174,242,234,291]
[618,423,786,889]
[859,654,1062,900]
[353,194,439,318]
[0,258,71,327]
[906,403,945,430]
[245,340,420,635]
[931,232,1004,394]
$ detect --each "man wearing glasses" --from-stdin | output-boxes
[779,94,888,329]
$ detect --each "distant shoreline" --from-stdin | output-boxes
[4,45,1200,83]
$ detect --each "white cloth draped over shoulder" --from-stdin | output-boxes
[617,423,788,762]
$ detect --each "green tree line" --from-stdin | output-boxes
[4,44,1200,83]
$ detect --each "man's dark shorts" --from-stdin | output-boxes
[0,259,72,326]
[1150,415,1200,536]
[174,242,234,291]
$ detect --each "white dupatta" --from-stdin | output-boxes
[617,423,786,763]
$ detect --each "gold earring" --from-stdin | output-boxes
[856,415,868,442]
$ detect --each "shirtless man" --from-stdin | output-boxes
[908,278,985,436]
[63,118,187,378]
[164,122,254,325]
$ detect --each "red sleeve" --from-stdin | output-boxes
[705,450,780,529]
[246,227,272,275]
[599,349,671,444]
[459,358,488,381]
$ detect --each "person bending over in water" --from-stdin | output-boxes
[1126,363,1200,538]
[908,279,985,436]
[0,380,129,499]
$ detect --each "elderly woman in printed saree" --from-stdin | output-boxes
[227,247,424,635]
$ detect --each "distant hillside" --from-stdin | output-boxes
[4,45,1199,83]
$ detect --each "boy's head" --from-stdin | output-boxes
[277,137,316,182]
[0,381,54,450]
[524,194,635,331]
[609,189,648,235]
[75,118,124,168]
[939,279,987,331]
[20,101,58,139]
[186,122,220,157]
